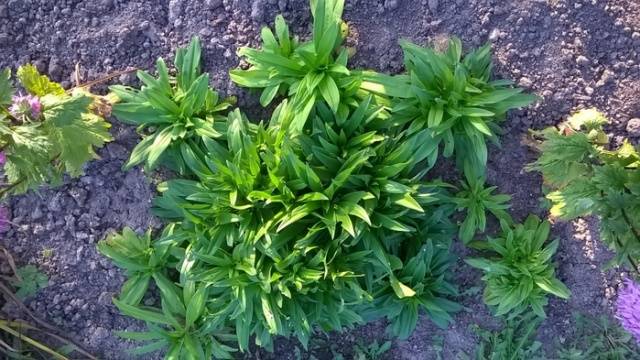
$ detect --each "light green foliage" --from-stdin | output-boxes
[466,215,570,317]
[102,97,460,357]
[0,65,112,195]
[110,37,233,172]
[10,264,48,299]
[556,313,640,360]
[361,37,536,179]
[453,171,512,243]
[527,108,640,272]
[469,312,545,360]
[231,0,360,132]
[98,227,172,305]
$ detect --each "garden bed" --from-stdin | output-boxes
[1,0,639,359]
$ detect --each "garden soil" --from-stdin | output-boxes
[1,0,639,359]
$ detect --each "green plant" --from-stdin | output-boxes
[361,37,536,179]
[466,215,570,317]
[352,339,392,360]
[453,170,512,243]
[10,265,48,300]
[364,241,461,339]
[556,313,640,360]
[97,227,172,306]
[470,312,545,360]
[231,0,361,132]
[527,108,640,273]
[102,95,460,357]
[0,65,112,196]
[110,37,233,172]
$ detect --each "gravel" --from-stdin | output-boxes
[1,0,638,359]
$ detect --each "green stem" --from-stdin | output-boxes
[620,208,640,273]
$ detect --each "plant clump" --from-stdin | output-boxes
[0,65,112,196]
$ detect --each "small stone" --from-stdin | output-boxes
[48,59,63,79]
[428,0,438,13]
[626,118,640,137]
[251,0,265,21]
[31,207,43,220]
[206,0,223,9]
[576,55,590,66]
[489,28,501,42]
[168,0,182,21]
[584,86,594,95]
[518,77,533,88]
[384,0,399,10]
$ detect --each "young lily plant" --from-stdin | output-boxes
[231,0,360,132]
[466,215,571,318]
[361,37,536,179]
[0,65,112,196]
[110,37,233,172]
[453,168,512,244]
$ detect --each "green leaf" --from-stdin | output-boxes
[176,37,202,91]
[0,68,14,105]
[17,64,65,96]
[318,75,340,113]
[389,274,416,298]
[535,277,571,299]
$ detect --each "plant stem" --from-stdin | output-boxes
[620,208,640,273]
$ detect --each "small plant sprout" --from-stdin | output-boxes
[466,215,570,317]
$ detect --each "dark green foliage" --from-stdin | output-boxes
[10,265,48,300]
[466,215,570,317]
[527,108,640,273]
[556,313,640,360]
[110,37,233,172]
[231,0,362,132]
[470,312,545,360]
[361,37,536,179]
[0,65,112,195]
[352,339,392,360]
[453,171,512,243]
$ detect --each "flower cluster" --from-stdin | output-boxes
[9,94,42,120]
[616,278,640,343]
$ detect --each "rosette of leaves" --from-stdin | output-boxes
[98,226,173,305]
[466,215,570,317]
[471,312,544,360]
[453,169,512,244]
[526,109,640,272]
[361,37,536,179]
[363,240,461,339]
[103,98,458,355]
[230,0,362,132]
[98,225,237,358]
[0,65,112,196]
[110,37,233,172]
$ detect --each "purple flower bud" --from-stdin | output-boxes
[0,206,9,233]
[616,278,640,343]
[9,94,42,120]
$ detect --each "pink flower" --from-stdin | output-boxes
[616,278,640,343]
[9,94,42,120]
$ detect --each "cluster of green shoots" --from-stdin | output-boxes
[1,1,636,358]
[94,0,568,358]
[0,1,578,358]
